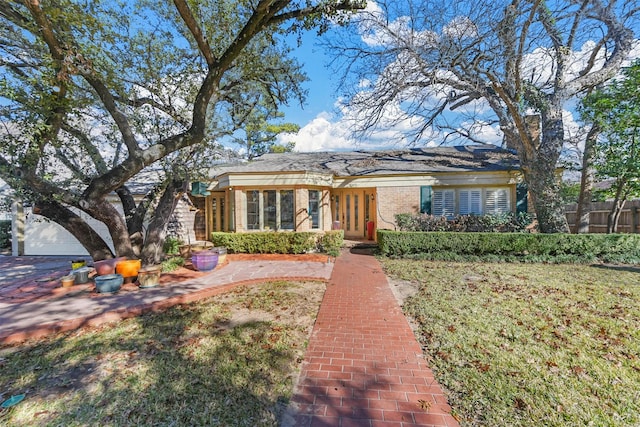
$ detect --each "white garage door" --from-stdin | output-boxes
[24,208,116,256]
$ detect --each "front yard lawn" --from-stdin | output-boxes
[381,260,640,427]
[0,280,324,426]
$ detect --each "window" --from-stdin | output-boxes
[245,190,295,231]
[247,190,260,230]
[459,190,482,215]
[428,187,511,217]
[263,190,277,230]
[433,190,455,218]
[309,190,321,229]
[280,190,294,229]
[485,189,509,214]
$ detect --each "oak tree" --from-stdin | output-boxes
[0,0,362,263]
[329,0,638,232]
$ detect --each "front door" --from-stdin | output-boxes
[333,189,371,239]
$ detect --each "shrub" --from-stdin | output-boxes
[163,236,182,255]
[395,212,534,233]
[162,256,185,272]
[0,220,10,249]
[211,232,317,254]
[318,230,344,257]
[377,230,640,263]
[211,231,344,255]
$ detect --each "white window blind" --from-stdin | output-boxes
[459,190,482,215]
[485,189,509,214]
[433,190,455,218]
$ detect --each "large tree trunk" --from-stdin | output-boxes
[116,185,161,257]
[519,109,570,233]
[575,125,599,233]
[607,182,627,233]
[140,180,185,266]
[35,200,114,260]
[86,200,136,259]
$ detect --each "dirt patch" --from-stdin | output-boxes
[387,277,420,305]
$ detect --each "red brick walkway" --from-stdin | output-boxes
[286,249,459,427]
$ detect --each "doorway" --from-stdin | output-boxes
[332,189,375,239]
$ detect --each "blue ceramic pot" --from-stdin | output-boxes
[94,274,124,293]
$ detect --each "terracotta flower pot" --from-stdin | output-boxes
[116,259,142,283]
[94,257,127,276]
[137,265,162,288]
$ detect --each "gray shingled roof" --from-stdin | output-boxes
[210,144,519,177]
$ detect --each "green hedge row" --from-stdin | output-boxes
[377,230,640,264]
[0,220,10,249]
[210,230,344,256]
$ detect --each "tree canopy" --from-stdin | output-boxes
[580,60,640,232]
[328,0,639,232]
[0,0,362,262]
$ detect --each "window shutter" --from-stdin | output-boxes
[420,186,432,214]
[516,183,528,213]
[459,190,470,215]
[485,189,509,214]
[433,190,443,216]
[460,190,482,215]
[443,191,455,218]
[471,190,482,214]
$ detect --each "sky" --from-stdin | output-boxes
[274,1,640,156]
[277,30,357,152]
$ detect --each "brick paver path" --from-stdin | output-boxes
[286,249,459,427]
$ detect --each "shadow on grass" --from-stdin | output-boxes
[0,296,300,426]
[590,263,640,274]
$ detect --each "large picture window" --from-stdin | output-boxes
[245,190,295,231]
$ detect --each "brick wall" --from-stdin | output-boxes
[295,188,310,231]
[233,190,245,231]
[376,186,421,229]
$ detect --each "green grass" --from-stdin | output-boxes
[381,260,640,427]
[0,281,325,426]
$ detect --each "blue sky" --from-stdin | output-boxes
[273,2,640,155]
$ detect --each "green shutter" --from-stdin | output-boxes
[420,186,432,214]
[516,183,528,213]
[191,181,210,197]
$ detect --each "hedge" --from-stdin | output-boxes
[210,230,343,256]
[377,230,640,264]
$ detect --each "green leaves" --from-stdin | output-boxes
[580,60,640,201]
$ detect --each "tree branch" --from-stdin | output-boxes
[173,0,216,66]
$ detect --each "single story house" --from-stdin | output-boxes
[191,144,527,241]
[9,144,526,255]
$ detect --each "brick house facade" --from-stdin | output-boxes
[193,145,525,241]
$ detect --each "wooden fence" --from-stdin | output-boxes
[565,200,640,233]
